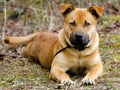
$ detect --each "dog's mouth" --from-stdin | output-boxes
[73,45,89,51]
[71,42,89,51]
[70,32,89,51]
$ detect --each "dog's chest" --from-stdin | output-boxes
[68,56,88,75]
[68,66,87,75]
[67,49,87,67]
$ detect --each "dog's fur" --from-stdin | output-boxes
[4,4,103,85]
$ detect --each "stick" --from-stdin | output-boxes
[2,0,7,40]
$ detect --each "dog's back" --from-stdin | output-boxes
[27,32,59,68]
[4,32,60,69]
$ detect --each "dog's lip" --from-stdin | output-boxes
[84,46,90,49]
[66,39,90,50]
[67,41,90,50]
[71,40,90,50]
[65,42,90,51]
[72,45,90,51]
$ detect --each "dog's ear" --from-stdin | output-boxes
[60,4,75,17]
[88,6,103,19]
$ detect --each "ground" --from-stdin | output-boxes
[0,0,120,90]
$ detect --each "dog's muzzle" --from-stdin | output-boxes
[70,32,89,51]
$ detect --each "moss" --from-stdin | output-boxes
[100,15,120,29]
[115,55,120,61]
[110,35,120,44]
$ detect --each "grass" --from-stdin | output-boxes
[100,15,120,30]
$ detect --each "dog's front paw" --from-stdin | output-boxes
[61,79,75,86]
[55,79,75,89]
[81,76,95,85]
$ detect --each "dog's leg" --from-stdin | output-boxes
[22,42,32,58]
[81,61,103,85]
[50,66,73,84]
[49,56,74,86]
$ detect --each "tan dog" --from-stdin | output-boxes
[4,4,103,85]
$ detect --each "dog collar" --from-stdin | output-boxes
[55,44,71,57]
[55,43,89,56]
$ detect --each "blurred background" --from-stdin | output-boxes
[0,0,120,37]
[0,0,120,90]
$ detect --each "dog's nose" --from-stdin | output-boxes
[70,32,89,50]
[75,32,84,40]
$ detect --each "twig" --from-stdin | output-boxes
[47,1,53,31]
[2,0,7,40]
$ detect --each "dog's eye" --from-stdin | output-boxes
[69,21,76,26]
[84,20,91,26]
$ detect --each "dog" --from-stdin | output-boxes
[4,4,103,85]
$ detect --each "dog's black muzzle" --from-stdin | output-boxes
[70,32,89,51]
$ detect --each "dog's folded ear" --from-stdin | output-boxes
[88,6,103,19]
[60,4,75,17]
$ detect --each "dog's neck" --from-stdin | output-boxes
[58,29,70,48]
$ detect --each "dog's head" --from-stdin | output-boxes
[60,4,103,50]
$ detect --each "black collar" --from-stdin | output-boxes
[54,43,90,57]
[55,43,71,57]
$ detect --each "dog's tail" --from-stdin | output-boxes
[4,33,38,45]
